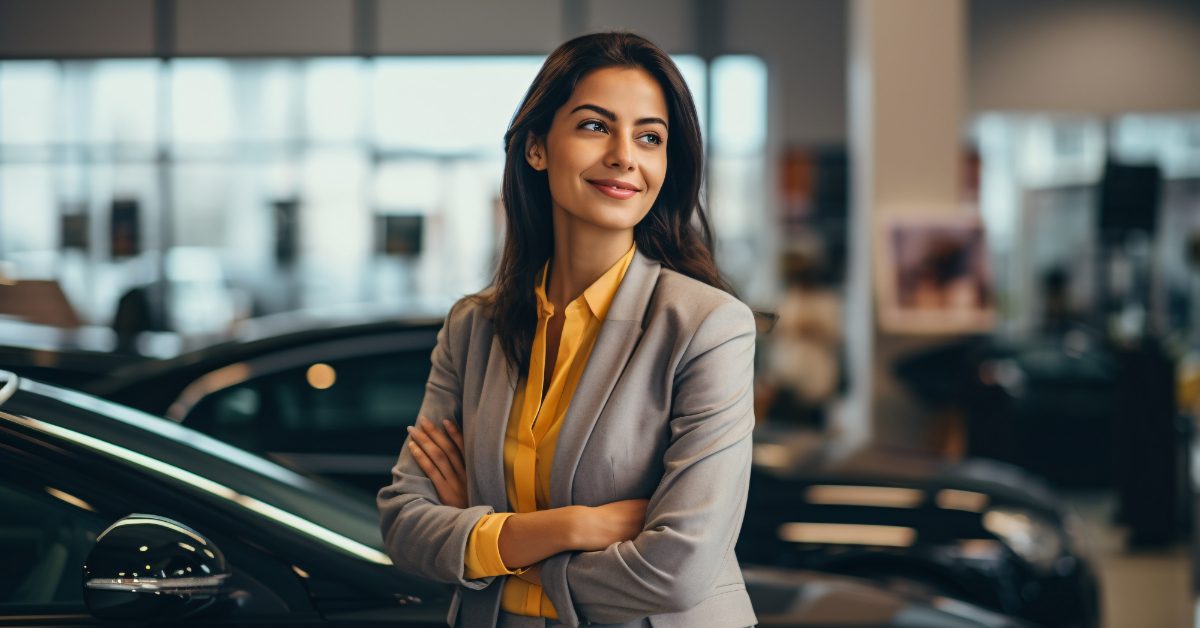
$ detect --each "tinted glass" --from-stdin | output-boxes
[0,477,106,608]
[186,350,430,455]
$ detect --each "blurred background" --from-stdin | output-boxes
[0,1,1198,626]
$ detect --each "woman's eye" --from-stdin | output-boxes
[639,133,663,146]
[580,120,607,133]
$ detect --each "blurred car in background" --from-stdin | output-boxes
[86,308,442,493]
[82,312,1096,627]
[896,332,1191,548]
[0,319,155,388]
[0,371,1030,628]
[740,428,1101,628]
[0,342,142,389]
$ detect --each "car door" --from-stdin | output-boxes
[0,425,330,627]
[0,457,107,627]
[0,409,449,628]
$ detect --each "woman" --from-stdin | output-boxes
[378,32,758,628]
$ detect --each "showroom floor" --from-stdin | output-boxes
[1067,493,1193,628]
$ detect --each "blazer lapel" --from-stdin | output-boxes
[550,250,661,507]
[470,334,515,512]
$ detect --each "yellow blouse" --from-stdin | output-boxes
[462,243,637,618]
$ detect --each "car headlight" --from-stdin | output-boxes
[982,507,1063,572]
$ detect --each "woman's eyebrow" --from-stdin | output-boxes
[570,104,668,129]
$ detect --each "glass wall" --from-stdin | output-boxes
[0,55,766,339]
[972,112,1200,340]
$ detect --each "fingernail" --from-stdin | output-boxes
[442,419,454,429]
[406,426,414,433]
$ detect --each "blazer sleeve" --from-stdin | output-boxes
[541,300,757,625]
[377,298,499,589]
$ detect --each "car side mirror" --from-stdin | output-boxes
[83,514,238,621]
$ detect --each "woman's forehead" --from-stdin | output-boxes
[563,67,669,121]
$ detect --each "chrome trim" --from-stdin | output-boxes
[166,330,436,422]
[98,515,208,546]
[86,574,229,593]
[18,379,318,490]
[0,370,17,406]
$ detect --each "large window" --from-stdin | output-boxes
[0,56,767,336]
[971,113,1200,337]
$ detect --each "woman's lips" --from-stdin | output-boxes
[588,180,639,200]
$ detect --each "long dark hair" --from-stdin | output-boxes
[485,31,732,374]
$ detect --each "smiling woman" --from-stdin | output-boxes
[378,32,758,628]
[530,66,669,237]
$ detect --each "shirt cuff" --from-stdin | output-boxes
[464,512,526,579]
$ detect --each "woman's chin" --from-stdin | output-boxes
[559,206,650,234]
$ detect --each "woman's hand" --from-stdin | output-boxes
[571,499,649,551]
[407,416,468,508]
[515,562,543,586]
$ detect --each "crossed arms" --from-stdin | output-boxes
[377,298,756,623]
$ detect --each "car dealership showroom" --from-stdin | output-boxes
[1,1,1199,626]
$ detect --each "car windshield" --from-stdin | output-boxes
[0,372,394,566]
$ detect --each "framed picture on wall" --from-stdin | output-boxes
[272,199,300,266]
[61,212,88,250]
[110,199,141,259]
[876,212,995,334]
[376,214,424,257]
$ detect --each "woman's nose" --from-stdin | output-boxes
[605,136,635,171]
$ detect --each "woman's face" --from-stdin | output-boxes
[527,66,669,234]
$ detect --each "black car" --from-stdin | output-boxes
[85,312,1099,627]
[0,371,1026,627]
[740,429,1101,628]
[87,310,443,493]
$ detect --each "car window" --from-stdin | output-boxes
[185,350,430,455]
[0,478,106,609]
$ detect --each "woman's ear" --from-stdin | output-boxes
[525,134,547,171]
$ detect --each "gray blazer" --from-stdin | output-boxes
[377,250,758,628]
